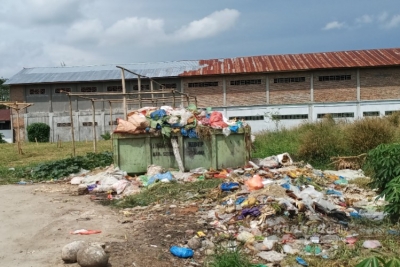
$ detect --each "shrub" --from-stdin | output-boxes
[364,143,400,221]
[0,133,6,143]
[363,143,400,190]
[298,116,349,165]
[346,117,395,155]
[101,131,111,140]
[27,122,50,142]
[31,151,113,180]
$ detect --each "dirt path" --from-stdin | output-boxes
[0,183,206,267]
[0,184,126,267]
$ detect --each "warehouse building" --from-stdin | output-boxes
[5,47,400,142]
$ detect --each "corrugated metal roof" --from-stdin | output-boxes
[5,48,400,85]
[0,109,11,121]
[180,48,400,76]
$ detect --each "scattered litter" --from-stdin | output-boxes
[70,229,102,235]
[170,246,194,258]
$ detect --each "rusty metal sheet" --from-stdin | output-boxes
[180,48,400,76]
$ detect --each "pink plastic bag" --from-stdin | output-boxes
[245,175,264,191]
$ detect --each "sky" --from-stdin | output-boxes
[1,0,400,78]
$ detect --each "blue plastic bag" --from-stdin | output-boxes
[220,182,240,191]
[170,246,194,258]
[150,109,167,120]
[296,256,308,266]
[229,125,239,133]
[326,189,342,196]
[148,172,174,186]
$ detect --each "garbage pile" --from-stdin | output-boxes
[114,105,245,137]
[68,153,388,265]
[160,153,386,264]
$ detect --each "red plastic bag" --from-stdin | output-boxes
[209,111,228,128]
[245,174,264,191]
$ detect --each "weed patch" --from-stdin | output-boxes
[114,179,223,208]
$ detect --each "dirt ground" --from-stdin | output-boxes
[0,183,206,267]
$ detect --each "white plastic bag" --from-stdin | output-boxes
[222,127,231,136]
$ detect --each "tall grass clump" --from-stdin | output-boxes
[252,127,303,159]
[345,117,395,155]
[298,116,349,166]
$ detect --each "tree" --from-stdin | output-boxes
[0,78,10,107]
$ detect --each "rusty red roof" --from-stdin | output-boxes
[0,109,11,121]
[180,48,400,76]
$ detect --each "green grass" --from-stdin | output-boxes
[113,179,223,208]
[0,140,112,184]
[204,245,254,267]
[252,114,400,168]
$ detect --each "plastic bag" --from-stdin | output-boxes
[170,246,194,258]
[148,172,174,186]
[222,127,231,136]
[209,111,228,128]
[245,174,264,191]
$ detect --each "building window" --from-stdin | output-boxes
[55,88,71,94]
[188,82,218,88]
[108,120,118,125]
[385,111,399,116]
[363,111,380,117]
[317,112,354,119]
[0,121,11,130]
[81,87,97,92]
[271,114,308,120]
[230,79,262,86]
[57,122,71,127]
[133,84,150,90]
[273,77,305,83]
[318,75,351,81]
[160,83,177,89]
[82,122,98,126]
[107,86,122,92]
[229,116,264,121]
[29,89,46,95]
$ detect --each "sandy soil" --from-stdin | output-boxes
[0,183,125,267]
[0,183,206,267]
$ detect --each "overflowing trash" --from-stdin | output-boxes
[63,151,389,265]
[113,105,246,138]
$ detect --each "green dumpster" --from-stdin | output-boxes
[112,127,251,174]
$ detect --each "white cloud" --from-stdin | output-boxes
[383,14,400,29]
[172,9,240,41]
[322,21,346,30]
[0,0,84,26]
[378,12,389,22]
[64,9,240,46]
[103,17,165,45]
[356,15,373,24]
[66,19,104,44]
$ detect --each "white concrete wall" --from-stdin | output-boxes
[0,129,13,143]
[21,99,400,141]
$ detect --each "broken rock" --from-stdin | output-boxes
[61,241,86,263]
[77,245,109,267]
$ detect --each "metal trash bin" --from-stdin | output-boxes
[113,127,251,174]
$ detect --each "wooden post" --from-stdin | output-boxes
[150,80,154,101]
[172,90,176,108]
[68,95,76,157]
[121,69,127,120]
[92,99,97,153]
[109,101,113,151]
[138,75,142,108]
[16,108,22,154]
